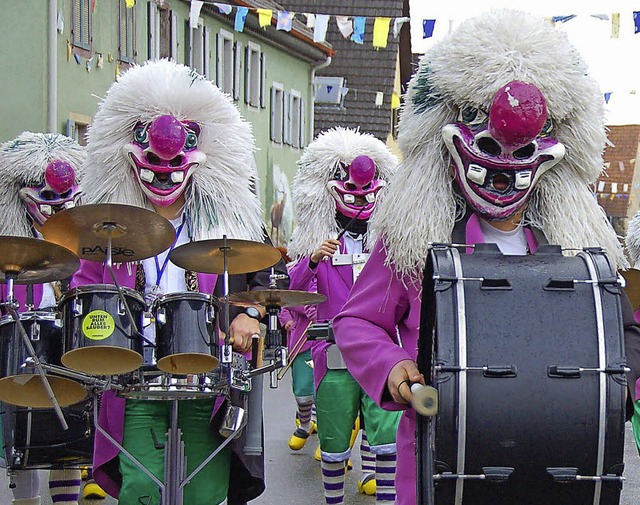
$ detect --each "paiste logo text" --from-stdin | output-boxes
[81,245,135,257]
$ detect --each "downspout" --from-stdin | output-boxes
[309,56,332,142]
[48,0,58,133]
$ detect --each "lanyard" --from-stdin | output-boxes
[154,217,186,286]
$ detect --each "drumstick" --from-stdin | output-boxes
[277,320,313,380]
[407,383,438,417]
[336,206,366,241]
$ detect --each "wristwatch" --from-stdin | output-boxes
[244,306,262,321]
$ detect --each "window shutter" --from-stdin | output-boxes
[283,91,291,145]
[147,1,153,60]
[234,41,241,101]
[203,27,211,78]
[260,52,267,108]
[244,45,251,104]
[299,97,306,148]
[170,11,178,60]
[185,20,193,67]
[270,86,276,141]
[215,33,223,87]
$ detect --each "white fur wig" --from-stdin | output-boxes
[371,10,626,277]
[83,59,264,241]
[0,132,85,237]
[288,127,398,259]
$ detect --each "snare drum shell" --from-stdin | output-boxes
[418,247,626,505]
[59,284,145,374]
[154,292,219,361]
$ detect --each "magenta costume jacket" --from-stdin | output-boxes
[73,255,287,503]
[0,285,46,311]
[288,238,355,388]
[332,215,540,505]
[278,276,317,356]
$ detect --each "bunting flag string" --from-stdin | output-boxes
[180,1,640,50]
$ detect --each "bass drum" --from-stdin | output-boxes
[1,398,94,469]
[417,244,626,505]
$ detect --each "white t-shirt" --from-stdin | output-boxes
[478,218,528,255]
[343,231,364,255]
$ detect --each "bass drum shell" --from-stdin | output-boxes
[417,244,626,505]
[60,284,145,375]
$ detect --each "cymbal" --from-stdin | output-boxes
[40,203,176,263]
[621,268,640,311]
[0,236,79,284]
[228,289,327,308]
[170,238,281,275]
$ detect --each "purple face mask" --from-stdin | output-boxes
[123,114,207,207]
[19,160,82,226]
[442,80,566,220]
[327,155,386,220]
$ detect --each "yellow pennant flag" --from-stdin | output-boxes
[125,0,134,7]
[611,13,620,39]
[373,17,391,49]
[391,92,401,110]
[257,8,272,29]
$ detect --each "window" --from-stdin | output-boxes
[71,0,92,54]
[288,91,303,148]
[245,42,265,108]
[186,19,211,77]
[169,11,178,60]
[270,83,285,144]
[147,1,160,60]
[216,29,234,94]
[118,0,136,64]
[66,113,92,147]
[158,9,178,60]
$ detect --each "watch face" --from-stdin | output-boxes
[246,307,261,318]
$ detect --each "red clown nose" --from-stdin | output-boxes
[488,80,548,152]
[349,155,376,187]
[45,160,76,194]
[148,115,187,160]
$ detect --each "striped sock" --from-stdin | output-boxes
[296,397,314,432]
[311,404,317,424]
[360,430,375,478]
[375,453,397,502]
[48,469,81,504]
[321,459,346,505]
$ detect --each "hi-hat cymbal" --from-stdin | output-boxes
[0,236,79,284]
[228,289,327,308]
[170,238,281,275]
[621,268,640,310]
[41,203,176,263]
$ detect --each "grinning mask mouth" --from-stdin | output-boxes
[442,80,566,220]
[123,115,206,207]
[327,155,386,220]
[19,160,83,226]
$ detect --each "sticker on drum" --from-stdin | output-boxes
[154,292,220,375]
[0,312,87,408]
[60,284,145,375]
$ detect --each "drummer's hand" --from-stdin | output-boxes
[229,313,260,353]
[284,320,294,331]
[310,239,340,263]
[387,359,425,405]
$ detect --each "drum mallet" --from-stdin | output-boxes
[409,383,438,417]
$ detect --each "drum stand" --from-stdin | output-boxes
[2,273,68,430]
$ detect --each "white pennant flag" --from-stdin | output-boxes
[375,92,384,107]
[305,13,316,29]
[393,17,410,38]
[314,14,330,43]
[189,0,204,28]
[336,16,353,38]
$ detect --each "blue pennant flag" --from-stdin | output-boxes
[423,19,435,39]
[604,92,612,104]
[552,15,576,23]
[634,12,640,34]
[235,6,248,32]
[351,17,366,45]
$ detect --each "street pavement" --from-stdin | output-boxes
[0,373,638,504]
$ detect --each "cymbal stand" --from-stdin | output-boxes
[2,273,68,430]
[92,394,240,505]
[218,235,233,366]
[102,222,153,347]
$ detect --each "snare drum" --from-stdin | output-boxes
[0,312,87,408]
[1,398,93,469]
[417,244,626,505]
[154,292,220,374]
[59,284,145,375]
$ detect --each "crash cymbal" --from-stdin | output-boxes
[170,238,281,275]
[0,236,79,284]
[41,203,176,263]
[621,268,640,311]
[228,289,327,308]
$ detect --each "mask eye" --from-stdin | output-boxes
[133,124,149,145]
[539,117,553,136]
[184,131,198,150]
[333,162,348,181]
[40,190,57,201]
[458,106,488,126]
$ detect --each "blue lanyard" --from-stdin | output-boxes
[154,218,186,286]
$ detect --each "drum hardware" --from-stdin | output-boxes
[547,365,630,379]
[434,467,514,482]
[276,320,313,380]
[546,467,625,484]
[435,364,518,377]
